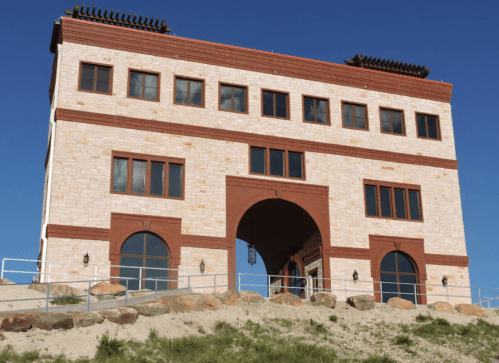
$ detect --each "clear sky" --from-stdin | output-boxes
[0,1,497,301]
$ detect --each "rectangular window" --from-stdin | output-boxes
[128,70,159,101]
[342,102,367,130]
[417,113,440,140]
[175,77,204,107]
[380,108,405,135]
[220,84,247,113]
[250,146,304,180]
[79,62,112,94]
[303,96,329,124]
[262,90,289,119]
[111,152,185,199]
[364,180,423,221]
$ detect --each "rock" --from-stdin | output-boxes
[387,297,416,310]
[427,301,454,314]
[149,295,190,314]
[67,311,104,328]
[28,283,83,298]
[270,293,304,307]
[238,290,265,304]
[0,279,14,285]
[216,290,240,306]
[176,294,223,311]
[90,282,126,296]
[455,304,487,317]
[131,303,170,316]
[28,312,74,331]
[97,307,139,324]
[310,292,337,308]
[0,313,31,332]
[346,295,375,311]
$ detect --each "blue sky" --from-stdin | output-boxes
[0,1,497,300]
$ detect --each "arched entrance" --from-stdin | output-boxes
[380,251,418,303]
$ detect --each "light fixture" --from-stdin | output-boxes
[83,253,90,265]
[200,259,205,274]
[353,270,359,281]
[442,276,448,286]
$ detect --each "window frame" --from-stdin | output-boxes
[127,68,161,102]
[218,82,249,114]
[261,89,290,120]
[363,179,423,222]
[302,95,331,126]
[341,101,369,131]
[173,75,205,108]
[77,61,113,96]
[111,151,185,200]
[249,145,305,180]
[379,107,406,136]
[415,112,442,141]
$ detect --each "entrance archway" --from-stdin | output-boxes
[380,251,418,303]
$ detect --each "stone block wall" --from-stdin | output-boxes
[426,265,472,304]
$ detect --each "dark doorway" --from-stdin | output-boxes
[380,252,418,303]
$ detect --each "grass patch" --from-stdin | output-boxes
[362,354,397,363]
[49,296,85,305]
[329,315,338,323]
[415,313,433,322]
[308,319,328,334]
[392,335,414,347]
[94,333,125,361]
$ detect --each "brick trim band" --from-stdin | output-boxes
[324,246,371,260]
[55,108,458,170]
[426,254,469,267]
[46,224,110,241]
[59,18,453,103]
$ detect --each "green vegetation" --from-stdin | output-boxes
[415,313,433,322]
[362,354,397,363]
[308,318,328,334]
[392,335,414,347]
[329,315,338,323]
[49,296,85,305]
[95,334,125,361]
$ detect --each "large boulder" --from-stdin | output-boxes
[67,311,104,328]
[455,304,487,317]
[90,282,126,296]
[216,290,265,306]
[427,301,454,314]
[238,290,265,304]
[387,297,416,310]
[28,283,83,298]
[346,295,375,311]
[0,279,14,285]
[131,303,170,316]
[28,312,74,331]
[270,293,304,307]
[149,295,190,314]
[176,294,223,311]
[97,307,139,324]
[310,292,337,308]
[0,313,31,332]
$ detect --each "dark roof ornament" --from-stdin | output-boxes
[64,3,171,33]
[345,54,430,79]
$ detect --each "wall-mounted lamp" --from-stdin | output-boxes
[83,253,90,265]
[353,270,359,281]
[442,276,448,286]
[200,259,205,274]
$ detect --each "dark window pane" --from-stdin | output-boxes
[251,148,265,174]
[417,115,427,138]
[380,273,398,303]
[316,100,327,124]
[150,162,164,196]
[382,121,392,133]
[276,105,287,118]
[113,158,128,192]
[399,274,417,303]
[354,106,365,129]
[304,98,315,122]
[408,190,421,220]
[288,152,302,178]
[394,189,406,219]
[392,111,403,134]
[343,104,353,127]
[190,81,202,106]
[380,252,397,272]
[381,110,391,132]
[263,92,274,116]
[380,187,392,218]
[132,160,146,194]
[146,234,168,257]
[80,65,95,91]
[144,74,158,100]
[234,87,246,112]
[96,67,110,93]
[120,233,145,255]
[270,150,284,176]
[397,253,415,273]
[276,93,287,107]
[220,86,232,110]
[119,256,142,291]
[365,185,377,216]
[145,258,169,290]
[175,79,188,104]
[168,164,182,198]
[263,103,274,116]
[129,72,143,98]
[427,117,438,139]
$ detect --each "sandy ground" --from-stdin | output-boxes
[1,294,499,362]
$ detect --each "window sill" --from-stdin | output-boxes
[77,88,113,96]
[127,95,160,103]
[365,215,423,223]
[110,191,184,201]
[248,171,306,182]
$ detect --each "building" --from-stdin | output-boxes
[39,4,471,304]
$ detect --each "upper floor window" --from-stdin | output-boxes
[342,102,368,130]
[303,96,329,125]
[79,62,112,95]
[380,108,405,135]
[219,83,248,113]
[364,179,422,221]
[128,70,159,101]
[250,146,304,179]
[417,113,441,140]
[175,77,204,107]
[112,151,185,199]
[262,90,289,119]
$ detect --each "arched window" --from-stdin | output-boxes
[288,262,302,297]
[119,232,169,291]
[380,252,418,303]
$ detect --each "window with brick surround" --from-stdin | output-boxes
[416,113,441,140]
[78,62,112,95]
[262,90,289,119]
[111,151,185,199]
[250,146,304,179]
[364,179,422,221]
[174,76,204,107]
[342,102,368,130]
[380,108,405,135]
[303,96,329,125]
[128,70,159,101]
[219,83,248,113]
